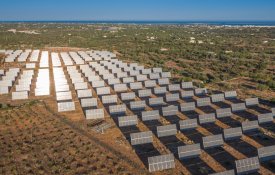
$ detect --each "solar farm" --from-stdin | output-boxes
[0,49,275,174]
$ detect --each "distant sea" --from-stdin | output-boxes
[1,20,275,26]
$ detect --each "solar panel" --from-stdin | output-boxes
[80,98,98,108]
[102,95,118,104]
[194,88,208,95]
[109,104,126,114]
[129,82,143,90]
[211,94,225,103]
[235,157,260,175]
[181,90,194,98]
[258,145,275,162]
[85,109,104,119]
[223,127,243,141]
[245,98,259,106]
[202,134,224,149]
[118,115,138,127]
[178,144,201,159]
[242,120,259,133]
[26,63,36,69]
[92,80,105,88]
[209,170,235,175]
[179,119,198,130]
[136,74,148,81]
[216,108,232,118]
[161,72,171,78]
[231,103,246,112]
[107,78,120,85]
[15,84,30,92]
[272,108,275,116]
[0,86,9,94]
[57,102,75,112]
[121,92,136,101]
[141,110,160,121]
[141,68,152,75]
[181,82,193,89]
[224,91,237,99]
[168,84,181,91]
[157,78,170,85]
[154,86,167,95]
[257,113,273,124]
[96,87,111,95]
[165,93,180,102]
[87,75,100,82]
[115,72,128,78]
[162,105,178,116]
[180,102,196,112]
[157,124,177,137]
[144,80,157,88]
[148,154,175,172]
[77,89,93,98]
[152,68,162,73]
[130,131,153,145]
[12,91,28,100]
[56,91,72,101]
[138,89,152,98]
[122,77,134,84]
[148,97,165,106]
[149,73,160,80]
[196,97,211,107]
[199,113,216,124]
[130,101,146,110]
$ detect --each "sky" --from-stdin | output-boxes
[0,0,275,21]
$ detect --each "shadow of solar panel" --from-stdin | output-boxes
[118,115,138,127]
[96,87,110,95]
[144,80,157,88]
[77,89,93,98]
[154,87,167,95]
[121,92,136,101]
[157,124,177,137]
[211,93,225,103]
[168,84,181,91]
[231,103,246,112]
[148,154,175,172]
[130,131,153,145]
[209,170,235,175]
[258,145,275,162]
[161,72,171,78]
[180,102,196,112]
[241,120,259,133]
[109,104,126,114]
[224,91,237,99]
[196,97,211,107]
[216,108,232,118]
[162,105,178,116]
[195,88,208,95]
[130,101,146,110]
[203,134,224,149]
[102,95,118,104]
[223,127,243,141]
[130,82,143,90]
[181,82,193,89]
[181,90,194,98]
[138,89,152,98]
[165,93,180,102]
[80,98,97,108]
[12,91,28,100]
[235,157,260,175]
[178,143,201,159]
[199,113,216,124]
[179,119,198,130]
[141,110,160,121]
[157,78,170,85]
[257,113,273,124]
[58,102,75,112]
[149,97,165,106]
[245,98,259,106]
